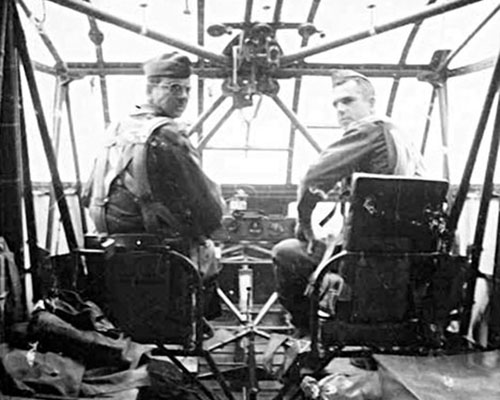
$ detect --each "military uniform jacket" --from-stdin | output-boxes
[83,105,224,240]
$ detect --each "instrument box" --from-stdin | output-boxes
[212,211,296,243]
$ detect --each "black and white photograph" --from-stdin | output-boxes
[1,0,500,399]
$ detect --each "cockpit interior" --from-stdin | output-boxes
[1,1,500,399]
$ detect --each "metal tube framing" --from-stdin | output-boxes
[197,105,236,150]
[188,94,227,137]
[197,0,204,46]
[0,0,9,108]
[386,18,424,116]
[32,61,56,75]
[18,79,41,301]
[14,7,79,252]
[45,78,65,250]
[273,0,284,23]
[17,0,66,67]
[1,0,22,256]
[286,78,301,184]
[460,80,500,336]
[244,0,253,24]
[86,12,111,126]
[270,93,321,153]
[488,197,500,345]
[46,0,228,66]
[94,52,111,126]
[306,0,321,25]
[448,49,500,234]
[276,63,431,78]
[64,85,88,234]
[43,61,431,78]
[286,0,322,183]
[280,0,483,66]
[448,56,496,77]
[197,0,205,144]
[197,80,204,145]
[437,3,500,73]
[1,0,25,317]
[387,0,437,115]
[420,86,437,155]
[436,82,450,181]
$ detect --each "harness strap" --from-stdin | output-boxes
[88,117,183,234]
[122,118,167,200]
[123,118,184,233]
[87,126,118,233]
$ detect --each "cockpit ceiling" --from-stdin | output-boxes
[18,0,500,68]
[21,0,499,70]
[17,0,500,185]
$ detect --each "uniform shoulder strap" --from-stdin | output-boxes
[122,116,172,200]
[123,117,186,234]
[84,122,122,232]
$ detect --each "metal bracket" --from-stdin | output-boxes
[417,49,452,86]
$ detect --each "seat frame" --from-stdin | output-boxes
[80,234,236,400]
[273,173,472,399]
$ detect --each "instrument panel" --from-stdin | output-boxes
[212,211,296,243]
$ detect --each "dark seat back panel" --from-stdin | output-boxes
[322,254,468,348]
[344,173,449,253]
[336,255,411,324]
[103,250,193,344]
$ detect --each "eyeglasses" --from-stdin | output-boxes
[157,83,191,96]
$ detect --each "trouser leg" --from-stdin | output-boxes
[272,238,322,331]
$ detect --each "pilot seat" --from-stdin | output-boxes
[80,234,235,400]
[280,173,470,398]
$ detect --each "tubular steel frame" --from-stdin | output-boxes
[29,0,494,185]
[5,0,500,390]
[458,51,500,335]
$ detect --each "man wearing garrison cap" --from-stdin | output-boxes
[272,70,426,336]
[84,53,225,325]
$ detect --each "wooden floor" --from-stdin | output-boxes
[199,304,296,400]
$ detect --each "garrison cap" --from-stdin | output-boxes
[143,52,192,78]
[331,69,370,86]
